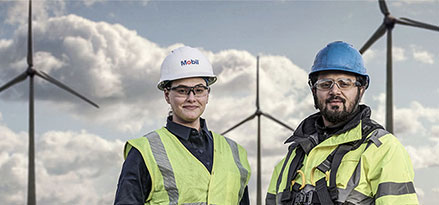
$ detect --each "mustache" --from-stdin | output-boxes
[325,96,346,104]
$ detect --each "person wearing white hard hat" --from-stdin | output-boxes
[266,41,417,204]
[115,46,251,204]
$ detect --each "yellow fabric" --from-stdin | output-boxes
[267,122,418,204]
[125,127,251,205]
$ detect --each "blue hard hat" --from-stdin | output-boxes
[310,41,369,87]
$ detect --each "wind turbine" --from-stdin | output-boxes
[359,0,439,133]
[0,1,99,204]
[221,56,294,205]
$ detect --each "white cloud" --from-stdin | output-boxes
[369,95,439,170]
[370,93,386,125]
[0,11,316,137]
[0,12,315,203]
[412,47,435,64]
[81,0,105,7]
[81,0,150,7]
[393,47,406,62]
[400,102,439,169]
[406,142,439,169]
[361,48,376,63]
[0,120,124,204]
[431,126,439,137]
[5,0,66,25]
[392,0,438,6]
[414,51,435,64]
[371,94,439,137]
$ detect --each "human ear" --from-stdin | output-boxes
[164,90,170,104]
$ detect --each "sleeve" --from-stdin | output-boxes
[114,148,152,205]
[363,135,419,205]
[266,159,285,205]
[239,186,249,205]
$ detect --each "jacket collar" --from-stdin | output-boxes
[165,116,211,141]
[285,104,372,145]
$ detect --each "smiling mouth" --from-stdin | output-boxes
[183,105,198,110]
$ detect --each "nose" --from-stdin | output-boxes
[329,82,342,94]
[186,90,196,101]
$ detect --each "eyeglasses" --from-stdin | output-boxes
[313,78,361,91]
[168,85,210,97]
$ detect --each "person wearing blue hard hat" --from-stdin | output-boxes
[266,41,418,204]
[115,46,251,204]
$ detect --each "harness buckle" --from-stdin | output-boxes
[293,190,315,205]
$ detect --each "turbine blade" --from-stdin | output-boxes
[360,23,387,54]
[27,0,33,67]
[396,17,439,32]
[379,0,390,15]
[261,112,295,132]
[34,70,99,108]
[0,71,28,93]
[221,113,257,135]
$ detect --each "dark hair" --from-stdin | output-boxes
[355,75,368,87]
[163,81,172,90]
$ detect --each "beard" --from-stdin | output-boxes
[318,93,361,125]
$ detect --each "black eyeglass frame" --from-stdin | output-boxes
[167,84,210,97]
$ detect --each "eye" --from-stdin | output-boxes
[337,79,353,88]
[175,88,188,94]
[319,81,332,89]
[194,88,205,94]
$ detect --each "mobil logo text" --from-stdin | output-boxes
[181,59,199,66]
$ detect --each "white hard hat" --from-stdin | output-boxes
[157,46,217,90]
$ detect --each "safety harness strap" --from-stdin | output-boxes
[277,134,318,201]
[280,148,305,203]
[315,177,334,205]
[328,144,355,198]
[276,144,295,193]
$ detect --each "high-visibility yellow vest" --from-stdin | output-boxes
[125,127,251,205]
[266,122,418,205]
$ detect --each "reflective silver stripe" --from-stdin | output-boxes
[376,182,416,199]
[345,189,375,204]
[182,203,207,205]
[225,137,249,200]
[146,131,179,204]
[338,159,362,203]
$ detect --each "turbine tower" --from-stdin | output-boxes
[221,56,294,205]
[0,1,99,204]
[359,0,439,133]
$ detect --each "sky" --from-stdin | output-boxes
[0,0,439,204]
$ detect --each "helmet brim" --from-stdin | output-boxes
[157,76,217,91]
